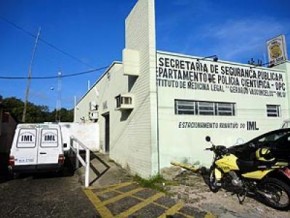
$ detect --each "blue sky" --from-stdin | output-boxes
[0,0,289,111]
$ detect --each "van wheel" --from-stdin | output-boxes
[13,172,20,179]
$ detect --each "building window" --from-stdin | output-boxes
[175,100,195,115]
[175,100,235,116]
[267,105,280,117]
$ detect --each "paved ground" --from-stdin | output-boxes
[78,152,215,217]
[0,156,97,218]
[1,151,289,217]
[84,181,214,218]
[0,152,215,218]
[82,152,290,218]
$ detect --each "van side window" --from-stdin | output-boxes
[41,128,58,147]
[17,129,37,148]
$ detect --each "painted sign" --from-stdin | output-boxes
[156,54,286,98]
[178,121,259,130]
[267,35,288,66]
[41,129,58,147]
[18,130,36,148]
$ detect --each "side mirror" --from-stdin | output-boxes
[205,136,211,142]
[63,143,68,148]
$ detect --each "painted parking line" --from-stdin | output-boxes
[101,187,144,205]
[84,182,216,218]
[158,202,184,218]
[115,192,165,218]
[93,181,133,194]
[83,189,114,218]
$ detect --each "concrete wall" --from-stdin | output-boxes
[75,63,126,153]
[0,113,17,153]
[119,0,158,177]
[75,0,158,178]
[59,122,99,151]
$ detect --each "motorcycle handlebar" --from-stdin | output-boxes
[205,147,213,151]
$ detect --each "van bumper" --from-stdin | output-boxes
[9,164,64,173]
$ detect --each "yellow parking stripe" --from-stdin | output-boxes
[95,182,133,194]
[115,192,165,218]
[205,212,217,218]
[102,187,144,205]
[83,189,114,218]
[158,202,184,218]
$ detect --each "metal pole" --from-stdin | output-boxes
[74,96,77,122]
[76,140,79,169]
[55,71,62,122]
[85,149,90,187]
[22,27,41,122]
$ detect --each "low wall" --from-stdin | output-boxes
[59,122,100,151]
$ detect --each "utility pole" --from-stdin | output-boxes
[55,71,62,122]
[22,27,41,122]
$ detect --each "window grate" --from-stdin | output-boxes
[175,99,235,116]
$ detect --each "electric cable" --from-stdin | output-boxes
[0,66,109,80]
[0,15,95,68]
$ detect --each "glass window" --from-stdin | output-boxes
[41,129,58,148]
[17,129,37,148]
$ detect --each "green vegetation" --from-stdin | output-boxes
[133,174,167,192]
[1,97,73,123]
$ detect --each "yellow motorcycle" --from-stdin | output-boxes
[205,136,290,210]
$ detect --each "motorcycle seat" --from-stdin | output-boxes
[237,159,276,173]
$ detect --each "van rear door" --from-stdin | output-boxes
[15,128,38,166]
[38,127,61,165]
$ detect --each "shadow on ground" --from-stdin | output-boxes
[0,153,75,183]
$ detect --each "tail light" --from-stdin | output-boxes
[282,167,290,179]
[58,154,65,165]
[9,155,15,167]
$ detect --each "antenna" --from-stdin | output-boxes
[22,27,41,122]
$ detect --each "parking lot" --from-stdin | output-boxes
[0,156,97,218]
[1,152,290,218]
[0,154,214,218]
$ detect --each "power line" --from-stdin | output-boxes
[0,15,95,68]
[0,66,109,80]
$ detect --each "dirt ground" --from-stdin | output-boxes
[161,166,290,218]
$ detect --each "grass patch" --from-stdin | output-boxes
[133,174,167,192]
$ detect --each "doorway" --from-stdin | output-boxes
[103,113,110,153]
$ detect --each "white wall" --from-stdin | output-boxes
[59,122,99,151]
[114,0,158,177]
[75,63,127,153]
[157,51,289,167]
[73,0,159,178]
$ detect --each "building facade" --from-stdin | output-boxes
[75,0,290,178]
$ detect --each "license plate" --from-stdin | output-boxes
[17,158,34,163]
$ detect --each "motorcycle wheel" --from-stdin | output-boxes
[208,166,220,193]
[257,178,290,210]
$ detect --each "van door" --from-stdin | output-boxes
[37,127,60,165]
[15,128,38,166]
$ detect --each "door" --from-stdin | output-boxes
[103,113,110,153]
[38,127,60,164]
[14,128,38,166]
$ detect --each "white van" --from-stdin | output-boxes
[8,123,66,174]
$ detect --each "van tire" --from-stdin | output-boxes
[13,172,20,179]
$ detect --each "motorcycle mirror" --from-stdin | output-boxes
[205,136,211,142]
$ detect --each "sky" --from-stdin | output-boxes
[0,0,289,111]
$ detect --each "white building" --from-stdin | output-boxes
[75,0,290,178]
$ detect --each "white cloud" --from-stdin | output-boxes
[193,17,290,61]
